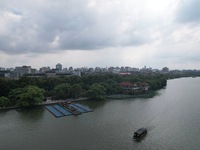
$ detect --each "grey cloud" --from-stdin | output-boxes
[176,0,200,23]
[0,0,152,54]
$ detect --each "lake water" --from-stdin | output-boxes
[1,77,200,150]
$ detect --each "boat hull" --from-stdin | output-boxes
[133,132,147,140]
[133,128,147,140]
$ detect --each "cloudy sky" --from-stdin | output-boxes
[0,0,200,70]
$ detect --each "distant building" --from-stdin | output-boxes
[46,70,57,78]
[56,63,62,72]
[14,66,32,77]
[140,66,152,73]
[132,68,140,72]
[101,68,108,73]
[119,72,131,75]
[69,67,73,73]
[79,67,89,73]
[31,68,38,74]
[119,82,134,89]
[88,68,94,73]
[39,67,51,73]
[95,67,101,73]
[73,71,81,77]
[107,67,120,74]
[112,68,120,74]
[121,66,125,72]
[119,82,149,95]
[0,67,5,71]
[62,67,68,73]
[0,70,10,78]
[124,66,132,72]
[162,67,169,73]
[108,67,114,72]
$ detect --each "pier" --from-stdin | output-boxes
[73,103,93,112]
[45,105,65,118]
[45,102,93,118]
[68,104,88,113]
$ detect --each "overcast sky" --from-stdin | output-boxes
[0,0,200,70]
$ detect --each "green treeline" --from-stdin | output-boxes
[0,74,167,107]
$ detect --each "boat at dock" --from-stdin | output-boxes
[133,127,147,140]
[67,105,81,115]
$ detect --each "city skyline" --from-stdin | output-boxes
[1,0,200,69]
[1,63,167,71]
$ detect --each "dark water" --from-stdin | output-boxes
[1,77,200,150]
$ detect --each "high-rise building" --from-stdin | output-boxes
[162,67,169,73]
[69,66,73,73]
[56,63,62,72]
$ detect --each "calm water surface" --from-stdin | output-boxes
[1,77,200,150]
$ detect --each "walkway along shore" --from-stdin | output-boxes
[0,97,89,110]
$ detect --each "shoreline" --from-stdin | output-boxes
[106,90,158,100]
[0,97,89,111]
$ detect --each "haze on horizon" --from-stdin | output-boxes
[0,0,200,70]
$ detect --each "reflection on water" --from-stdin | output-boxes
[82,100,106,109]
[1,77,200,150]
[17,106,45,122]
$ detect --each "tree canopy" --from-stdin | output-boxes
[88,83,106,100]
[0,73,170,107]
[53,83,71,99]
[0,96,11,107]
[9,85,45,107]
[70,84,82,98]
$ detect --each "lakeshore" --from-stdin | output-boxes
[106,90,158,100]
[0,91,157,111]
[0,73,167,108]
[0,97,88,111]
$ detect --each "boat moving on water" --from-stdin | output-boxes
[133,127,147,140]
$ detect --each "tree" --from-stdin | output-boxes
[18,85,45,107]
[0,96,11,107]
[100,79,122,95]
[68,76,82,85]
[9,87,25,106]
[0,78,18,97]
[53,83,71,99]
[88,83,106,100]
[9,86,45,107]
[70,84,82,98]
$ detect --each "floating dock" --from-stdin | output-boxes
[53,104,72,116]
[45,105,64,118]
[45,103,93,118]
[73,103,93,112]
[69,104,88,113]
